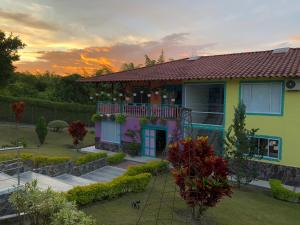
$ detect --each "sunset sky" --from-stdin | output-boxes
[1,0,300,76]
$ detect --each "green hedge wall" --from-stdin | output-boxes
[0,95,95,125]
[125,160,169,176]
[269,179,300,203]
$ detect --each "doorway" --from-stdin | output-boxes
[142,126,167,157]
[155,130,167,157]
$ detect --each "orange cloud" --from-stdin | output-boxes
[290,35,300,41]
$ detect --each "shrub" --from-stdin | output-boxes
[48,120,69,132]
[66,173,152,205]
[115,113,126,124]
[139,117,148,126]
[125,160,169,176]
[75,152,107,165]
[168,136,232,218]
[269,179,300,203]
[35,116,48,144]
[107,153,126,165]
[27,155,71,168]
[68,121,87,148]
[123,142,140,156]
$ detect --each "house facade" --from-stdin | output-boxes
[81,48,300,183]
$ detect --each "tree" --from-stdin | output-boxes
[0,30,25,85]
[11,101,25,123]
[144,54,156,67]
[224,103,260,187]
[168,136,231,219]
[120,62,140,71]
[9,180,95,225]
[68,121,87,150]
[157,49,165,63]
[95,66,112,76]
[35,116,48,145]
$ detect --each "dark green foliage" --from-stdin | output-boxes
[66,173,152,205]
[75,152,107,165]
[144,54,156,66]
[48,120,69,132]
[115,113,126,124]
[123,142,140,156]
[125,160,169,176]
[120,62,141,71]
[157,49,165,63]
[91,113,102,122]
[139,117,148,126]
[95,66,113,76]
[224,103,259,187]
[107,153,126,165]
[0,30,25,85]
[35,116,48,145]
[269,179,300,203]
[0,95,95,124]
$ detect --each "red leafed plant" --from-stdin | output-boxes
[11,101,25,123]
[68,121,87,149]
[168,136,232,219]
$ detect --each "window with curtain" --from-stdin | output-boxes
[251,136,281,160]
[240,82,283,115]
[101,121,120,144]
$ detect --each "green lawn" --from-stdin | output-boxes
[83,175,300,225]
[0,124,95,159]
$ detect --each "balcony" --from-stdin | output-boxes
[97,101,188,120]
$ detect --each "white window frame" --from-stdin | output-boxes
[240,82,283,115]
[101,120,120,144]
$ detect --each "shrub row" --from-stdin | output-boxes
[269,179,300,203]
[0,153,70,168]
[75,152,107,165]
[125,160,169,176]
[107,153,126,165]
[66,173,152,205]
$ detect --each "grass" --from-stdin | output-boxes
[83,175,300,225]
[0,124,95,160]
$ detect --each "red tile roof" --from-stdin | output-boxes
[80,48,300,83]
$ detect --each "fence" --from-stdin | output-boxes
[0,95,95,126]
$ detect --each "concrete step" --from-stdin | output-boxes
[17,171,73,192]
[55,174,96,186]
[80,166,126,182]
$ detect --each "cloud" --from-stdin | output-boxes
[16,33,216,76]
[0,8,59,31]
[290,35,300,41]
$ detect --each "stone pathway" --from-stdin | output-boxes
[80,166,126,182]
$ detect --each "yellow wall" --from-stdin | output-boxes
[225,79,300,167]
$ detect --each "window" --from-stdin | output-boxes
[101,121,120,144]
[252,136,281,160]
[240,82,283,115]
[184,83,224,125]
[132,87,149,104]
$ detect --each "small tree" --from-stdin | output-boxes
[168,136,231,219]
[11,101,25,123]
[35,116,48,145]
[224,103,260,187]
[68,121,87,151]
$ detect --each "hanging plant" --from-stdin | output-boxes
[139,117,148,126]
[149,116,158,124]
[91,113,103,122]
[115,113,127,124]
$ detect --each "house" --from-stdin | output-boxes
[81,47,300,183]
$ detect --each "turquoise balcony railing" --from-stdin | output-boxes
[97,101,186,119]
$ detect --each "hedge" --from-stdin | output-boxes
[0,95,95,125]
[107,153,126,165]
[125,160,169,176]
[269,179,300,203]
[66,173,152,205]
[0,153,70,168]
[75,152,107,165]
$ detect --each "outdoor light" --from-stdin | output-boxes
[95,93,99,96]
[125,97,130,101]
[147,93,151,98]
[89,96,94,100]
[113,98,117,101]
[107,93,111,97]
[119,93,123,97]
[100,91,104,94]
[140,90,144,94]
[155,91,159,95]
[163,95,167,99]
[171,98,176,102]
[133,93,137,96]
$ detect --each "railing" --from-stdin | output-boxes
[97,102,185,119]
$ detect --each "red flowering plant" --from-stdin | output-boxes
[68,121,87,151]
[11,101,25,123]
[168,136,232,219]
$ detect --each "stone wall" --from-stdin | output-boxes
[250,161,300,186]
[0,192,15,217]
[33,158,107,177]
